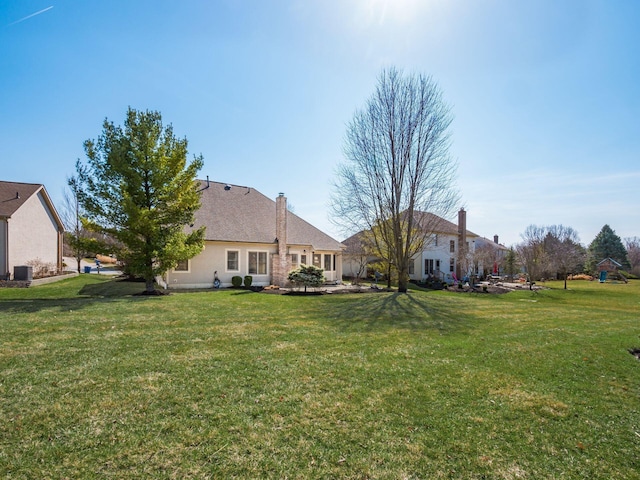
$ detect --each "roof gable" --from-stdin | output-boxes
[0,181,42,218]
[193,180,344,251]
[0,181,65,232]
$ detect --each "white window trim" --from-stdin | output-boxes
[226,249,240,273]
[173,259,190,273]
[247,250,269,276]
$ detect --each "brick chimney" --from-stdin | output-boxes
[272,193,292,286]
[494,235,499,244]
[276,193,287,256]
[456,208,467,279]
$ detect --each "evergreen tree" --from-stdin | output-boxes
[76,108,205,293]
[585,225,630,273]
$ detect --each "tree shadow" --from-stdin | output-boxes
[0,279,152,314]
[325,291,478,334]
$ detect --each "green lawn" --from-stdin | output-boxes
[1,276,639,479]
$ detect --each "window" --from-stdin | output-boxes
[434,234,438,247]
[450,257,455,272]
[436,259,440,271]
[450,240,455,253]
[324,254,332,271]
[313,253,321,268]
[408,259,415,275]
[425,259,434,275]
[301,254,307,265]
[174,259,189,272]
[227,250,239,271]
[248,251,267,275]
[291,253,299,268]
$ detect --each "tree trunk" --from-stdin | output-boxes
[145,277,155,293]
[398,267,408,293]
[76,258,81,274]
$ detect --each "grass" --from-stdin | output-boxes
[1,276,639,479]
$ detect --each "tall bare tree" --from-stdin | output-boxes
[624,237,640,276]
[331,68,459,293]
[61,173,102,273]
[516,225,548,288]
[544,225,585,289]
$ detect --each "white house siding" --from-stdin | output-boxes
[8,192,60,273]
[410,234,481,283]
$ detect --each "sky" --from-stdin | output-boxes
[1,0,639,247]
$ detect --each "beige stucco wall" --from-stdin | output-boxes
[7,192,61,275]
[163,241,343,289]
[164,241,279,289]
[0,219,7,276]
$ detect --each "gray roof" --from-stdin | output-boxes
[412,211,480,238]
[193,180,344,251]
[0,181,42,218]
[0,180,64,231]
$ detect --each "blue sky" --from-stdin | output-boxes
[1,0,638,247]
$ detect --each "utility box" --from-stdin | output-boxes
[14,266,33,281]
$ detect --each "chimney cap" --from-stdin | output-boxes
[278,192,285,197]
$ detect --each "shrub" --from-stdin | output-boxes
[568,274,594,281]
[288,264,324,292]
[231,276,243,288]
[243,275,253,287]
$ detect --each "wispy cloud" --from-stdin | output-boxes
[8,5,54,26]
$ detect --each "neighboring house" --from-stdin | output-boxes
[343,208,507,284]
[160,180,345,289]
[0,181,64,279]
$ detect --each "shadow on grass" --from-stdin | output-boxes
[325,291,477,334]
[0,277,153,314]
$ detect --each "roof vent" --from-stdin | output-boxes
[224,184,231,191]
[16,192,20,199]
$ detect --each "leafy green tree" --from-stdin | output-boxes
[76,108,205,293]
[504,247,518,280]
[288,264,325,292]
[585,225,630,273]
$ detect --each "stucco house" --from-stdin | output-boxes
[159,180,345,289]
[0,181,64,279]
[343,208,507,284]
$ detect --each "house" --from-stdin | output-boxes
[159,180,345,289]
[596,257,627,283]
[0,181,65,279]
[343,208,507,284]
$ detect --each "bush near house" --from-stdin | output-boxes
[243,275,253,287]
[231,276,243,288]
[287,264,324,292]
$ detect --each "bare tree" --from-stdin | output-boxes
[544,225,585,289]
[61,173,98,273]
[624,237,640,276]
[342,231,373,285]
[331,68,459,293]
[516,225,548,288]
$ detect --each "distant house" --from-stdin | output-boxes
[0,181,64,279]
[343,208,507,284]
[159,180,345,289]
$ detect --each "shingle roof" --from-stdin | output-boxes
[341,211,481,255]
[0,181,45,218]
[412,211,479,237]
[193,180,344,251]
